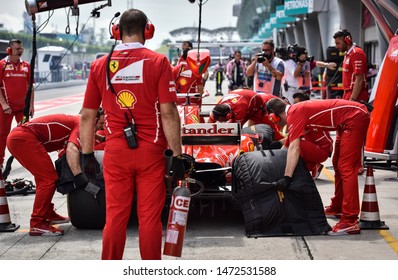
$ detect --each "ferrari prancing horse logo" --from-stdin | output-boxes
[109,60,119,73]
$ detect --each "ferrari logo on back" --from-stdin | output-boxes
[109,60,119,73]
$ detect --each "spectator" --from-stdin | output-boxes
[244,58,254,90]
[226,50,246,91]
[212,59,226,96]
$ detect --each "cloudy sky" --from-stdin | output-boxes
[0,0,239,49]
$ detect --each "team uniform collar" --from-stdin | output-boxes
[6,56,22,64]
[285,104,291,116]
[346,43,356,55]
[114,42,145,51]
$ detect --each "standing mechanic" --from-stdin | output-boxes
[6,112,105,236]
[177,41,193,65]
[266,98,369,235]
[333,29,369,103]
[79,8,182,260]
[246,40,285,96]
[0,39,34,170]
[334,29,368,174]
[173,47,204,105]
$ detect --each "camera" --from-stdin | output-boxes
[297,55,314,63]
[256,52,271,63]
[275,46,289,60]
[124,124,137,148]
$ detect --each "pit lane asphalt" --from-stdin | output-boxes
[1,80,398,260]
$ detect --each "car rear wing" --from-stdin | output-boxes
[181,123,241,146]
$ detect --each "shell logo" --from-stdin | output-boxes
[179,78,188,86]
[117,90,137,109]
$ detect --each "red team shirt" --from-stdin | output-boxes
[208,89,263,124]
[83,43,177,148]
[0,58,31,111]
[342,45,368,102]
[20,114,80,152]
[286,99,369,144]
[252,93,285,140]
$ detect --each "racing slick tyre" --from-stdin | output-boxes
[55,151,106,229]
[241,124,274,150]
[232,149,331,237]
[67,188,106,229]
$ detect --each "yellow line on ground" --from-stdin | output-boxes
[378,230,398,254]
[322,167,335,182]
[322,166,398,254]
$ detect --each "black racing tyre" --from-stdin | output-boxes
[67,188,106,229]
[241,124,274,150]
[232,149,331,237]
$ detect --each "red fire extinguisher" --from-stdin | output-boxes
[163,179,191,257]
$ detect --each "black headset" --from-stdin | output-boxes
[266,102,281,123]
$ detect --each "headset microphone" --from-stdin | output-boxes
[109,12,121,40]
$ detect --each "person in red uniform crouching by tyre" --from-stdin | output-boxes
[0,39,34,170]
[290,92,333,179]
[6,112,105,236]
[266,98,370,235]
[79,9,182,260]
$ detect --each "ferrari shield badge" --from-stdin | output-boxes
[109,60,119,73]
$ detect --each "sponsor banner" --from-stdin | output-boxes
[276,5,297,24]
[285,0,314,16]
[182,123,239,136]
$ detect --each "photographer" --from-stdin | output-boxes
[281,45,311,104]
[246,40,284,96]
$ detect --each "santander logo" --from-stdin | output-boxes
[182,123,239,135]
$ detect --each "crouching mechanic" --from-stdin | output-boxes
[6,112,105,236]
[266,98,370,235]
[209,89,285,142]
[290,92,333,178]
